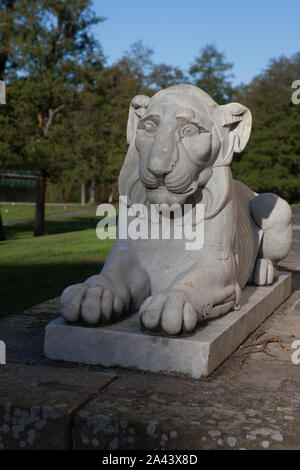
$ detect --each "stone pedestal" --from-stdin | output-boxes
[45,272,291,379]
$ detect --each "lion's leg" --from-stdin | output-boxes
[139,258,237,336]
[61,240,151,324]
[250,193,292,286]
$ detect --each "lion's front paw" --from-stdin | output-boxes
[139,291,210,336]
[252,258,278,286]
[60,274,130,325]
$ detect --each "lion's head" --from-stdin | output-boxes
[119,84,252,210]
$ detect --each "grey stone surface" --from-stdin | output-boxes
[45,272,291,378]
[60,84,292,337]
[73,363,300,450]
[0,297,59,364]
[0,363,115,449]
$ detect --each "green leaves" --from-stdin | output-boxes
[233,53,300,202]
[189,44,235,104]
[0,0,105,181]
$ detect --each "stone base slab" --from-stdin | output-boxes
[44,272,291,379]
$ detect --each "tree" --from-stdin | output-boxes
[120,40,187,92]
[120,39,154,91]
[0,0,17,240]
[189,44,235,103]
[58,91,107,206]
[85,62,142,197]
[99,62,145,192]
[232,53,300,202]
[0,0,105,235]
[148,63,187,90]
[0,0,15,80]
[59,63,121,206]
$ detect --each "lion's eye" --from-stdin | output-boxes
[181,125,199,138]
[144,121,157,136]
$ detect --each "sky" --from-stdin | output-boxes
[91,0,300,86]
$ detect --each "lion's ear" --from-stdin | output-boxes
[126,94,151,144]
[119,95,150,206]
[219,102,252,154]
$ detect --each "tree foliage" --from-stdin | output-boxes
[232,53,300,202]
[189,44,235,103]
[0,0,105,234]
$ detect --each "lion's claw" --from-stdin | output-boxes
[252,258,277,286]
[139,291,199,335]
[60,274,129,325]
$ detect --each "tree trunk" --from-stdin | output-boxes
[81,181,86,206]
[89,179,96,204]
[108,186,115,203]
[0,210,6,241]
[34,172,46,237]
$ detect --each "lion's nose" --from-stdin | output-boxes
[147,156,173,177]
[147,128,177,177]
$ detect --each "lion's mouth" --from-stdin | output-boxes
[164,171,193,193]
[140,170,193,194]
[145,183,198,207]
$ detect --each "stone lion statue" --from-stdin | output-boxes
[61,84,292,336]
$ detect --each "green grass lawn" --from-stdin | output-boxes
[0,202,93,223]
[4,210,101,240]
[0,211,114,317]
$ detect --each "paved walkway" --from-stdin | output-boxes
[3,207,95,226]
[0,207,299,450]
